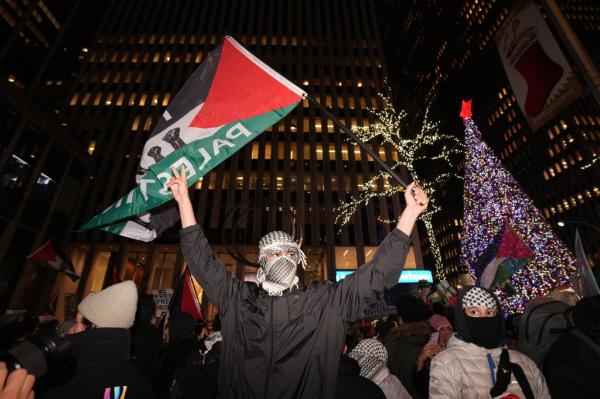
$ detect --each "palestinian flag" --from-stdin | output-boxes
[170,267,203,320]
[479,222,533,290]
[81,36,306,240]
[27,240,80,282]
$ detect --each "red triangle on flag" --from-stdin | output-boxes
[27,241,57,262]
[190,37,303,129]
[496,223,534,259]
[181,271,203,320]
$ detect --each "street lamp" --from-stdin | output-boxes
[557,220,600,234]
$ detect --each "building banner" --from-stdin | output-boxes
[81,36,305,241]
[495,1,581,131]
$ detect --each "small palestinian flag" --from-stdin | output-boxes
[27,240,80,282]
[81,36,306,241]
[479,222,533,290]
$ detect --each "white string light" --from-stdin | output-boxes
[335,91,463,279]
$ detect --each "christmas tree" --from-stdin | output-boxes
[460,100,575,312]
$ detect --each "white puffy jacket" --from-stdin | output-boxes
[429,335,550,399]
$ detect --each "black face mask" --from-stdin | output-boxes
[464,315,504,349]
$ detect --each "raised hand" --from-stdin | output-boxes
[396,182,429,236]
[166,166,190,204]
[167,165,197,228]
[404,182,429,216]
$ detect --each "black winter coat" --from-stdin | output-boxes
[180,225,411,399]
[543,329,600,399]
[39,328,155,399]
[383,322,433,399]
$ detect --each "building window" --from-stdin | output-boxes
[132,115,141,131]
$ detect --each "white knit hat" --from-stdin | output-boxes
[78,280,138,329]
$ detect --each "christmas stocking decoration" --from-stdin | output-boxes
[513,40,563,117]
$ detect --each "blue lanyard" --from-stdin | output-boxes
[487,353,497,385]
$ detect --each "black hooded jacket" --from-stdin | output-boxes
[180,224,412,399]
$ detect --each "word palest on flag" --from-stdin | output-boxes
[81,36,306,241]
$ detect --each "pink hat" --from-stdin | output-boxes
[429,314,452,331]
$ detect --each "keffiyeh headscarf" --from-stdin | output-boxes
[348,338,388,380]
[461,286,497,309]
[256,231,307,296]
[455,286,505,349]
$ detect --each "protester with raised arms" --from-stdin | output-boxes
[167,165,428,398]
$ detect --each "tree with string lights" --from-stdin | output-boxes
[460,100,575,312]
[335,92,463,279]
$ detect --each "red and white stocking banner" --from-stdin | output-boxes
[495,1,581,131]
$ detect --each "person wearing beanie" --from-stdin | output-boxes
[349,339,411,399]
[168,166,429,399]
[429,286,550,399]
[543,295,600,398]
[383,295,436,399]
[39,281,154,399]
[428,314,453,349]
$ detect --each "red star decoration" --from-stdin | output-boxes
[459,99,473,121]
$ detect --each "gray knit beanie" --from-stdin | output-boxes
[78,280,138,329]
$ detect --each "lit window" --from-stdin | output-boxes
[132,115,141,131]
[139,94,147,106]
[70,92,79,106]
[87,140,96,156]
[162,93,171,106]
[105,93,113,105]
[116,93,124,106]
[143,116,153,131]
[93,93,102,106]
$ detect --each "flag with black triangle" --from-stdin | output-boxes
[27,240,79,282]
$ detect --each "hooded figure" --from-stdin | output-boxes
[349,339,411,399]
[170,164,430,399]
[543,295,600,398]
[429,286,550,399]
[383,295,433,399]
[159,312,204,397]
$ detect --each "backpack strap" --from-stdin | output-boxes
[489,349,535,399]
[571,328,600,357]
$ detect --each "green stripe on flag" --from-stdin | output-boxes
[81,103,298,231]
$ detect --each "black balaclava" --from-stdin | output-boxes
[455,286,505,349]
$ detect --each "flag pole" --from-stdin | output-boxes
[307,95,409,188]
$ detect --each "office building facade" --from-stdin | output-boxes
[1,0,423,316]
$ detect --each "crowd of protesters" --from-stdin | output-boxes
[1,275,599,398]
[1,172,599,398]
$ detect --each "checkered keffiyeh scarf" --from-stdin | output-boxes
[348,338,388,379]
[462,287,497,309]
[256,231,307,296]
